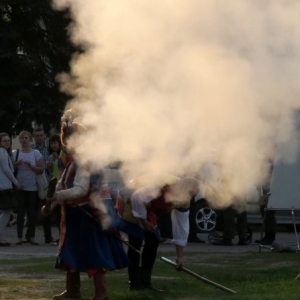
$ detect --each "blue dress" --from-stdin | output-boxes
[55,165,130,273]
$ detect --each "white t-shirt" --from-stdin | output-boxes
[13,150,42,191]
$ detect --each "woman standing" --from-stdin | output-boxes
[0,133,22,246]
[13,131,44,245]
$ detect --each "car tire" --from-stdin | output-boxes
[190,200,218,233]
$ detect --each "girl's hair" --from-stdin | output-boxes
[48,134,62,154]
[0,132,12,156]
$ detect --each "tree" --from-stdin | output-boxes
[0,0,78,135]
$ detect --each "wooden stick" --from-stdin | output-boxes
[160,256,237,294]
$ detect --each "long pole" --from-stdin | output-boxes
[160,257,237,294]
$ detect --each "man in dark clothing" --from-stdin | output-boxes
[217,204,248,246]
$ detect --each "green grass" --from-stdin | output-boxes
[0,251,300,299]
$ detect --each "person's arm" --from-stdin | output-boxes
[0,150,19,186]
[171,209,190,269]
[130,185,158,231]
[54,167,90,204]
[24,156,44,174]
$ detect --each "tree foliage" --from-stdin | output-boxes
[0,0,78,135]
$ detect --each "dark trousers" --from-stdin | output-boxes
[223,206,248,240]
[17,190,39,239]
[260,205,276,235]
[42,203,61,242]
[128,230,160,270]
[42,209,52,242]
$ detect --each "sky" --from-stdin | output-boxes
[52,0,300,208]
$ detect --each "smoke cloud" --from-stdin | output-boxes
[52,0,300,208]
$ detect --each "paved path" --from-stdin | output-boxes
[0,226,299,260]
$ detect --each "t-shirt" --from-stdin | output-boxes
[13,150,42,191]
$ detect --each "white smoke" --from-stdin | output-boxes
[52,0,300,207]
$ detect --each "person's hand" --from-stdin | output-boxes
[141,220,155,232]
[46,161,53,169]
[46,193,60,205]
[23,160,32,167]
[52,152,59,159]
[41,205,50,217]
[50,201,59,211]
[15,183,22,190]
[14,160,23,166]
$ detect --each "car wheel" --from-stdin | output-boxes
[190,200,218,233]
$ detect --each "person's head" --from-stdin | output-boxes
[60,109,87,152]
[18,131,33,149]
[48,134,62,154]
[33,128,46,146]
[0,133,12,156]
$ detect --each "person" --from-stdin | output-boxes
[31,127,55,244]
[255,186,276,245]
[121,173,200,291]
[13,131,44,245]
[217,204,248,246]
[45,134,63,245]
[254,158,276,245]
[47,113,130,300]
[0,133,22,246]
[46,134,62,180]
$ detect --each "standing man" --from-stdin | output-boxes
[255,160,276,245]
[217,204,248,246]
[31,127,55,244]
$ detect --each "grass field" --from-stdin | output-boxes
[0,250,300,299]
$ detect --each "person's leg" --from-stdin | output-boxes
[221,206,235,245]
[236,211,248,245]
[42,212,53,243]
[0,209,12,244]
[141,230,160,290]
[93,270,108,300]
[255,205,276,244]
[53,271,81,299]
[265,210,277,243]
[16,191,26,243]
[127,235,143,290]
[26,191,39,244]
